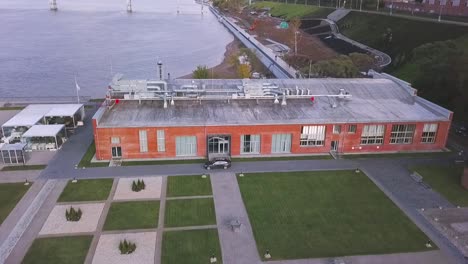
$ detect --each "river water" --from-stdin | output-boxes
[0,0,233,98]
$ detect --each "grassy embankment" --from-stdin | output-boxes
[338,11,468,61]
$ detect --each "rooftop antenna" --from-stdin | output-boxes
[127,0,132,13]
[49,0,58,11]
[157,60,163,80]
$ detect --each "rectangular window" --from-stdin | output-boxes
[272,134,291,153]
[176,136,197,156]
[157,130,165,152]
[139,130,148,152]
[361,125,385,145]
[333,125,341,134]
[300,126,325,146]
[421,124,438,144]
[111,137,120,144]
[390,124,416,144]
[348,125,357,134]
[241,135,260,154]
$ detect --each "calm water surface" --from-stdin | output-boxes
[0,0,233,97]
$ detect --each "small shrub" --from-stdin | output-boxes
[65,207,82,222]
[119,239,137,254]
[131,179,146,192]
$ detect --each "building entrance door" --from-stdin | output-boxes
[111,146,122,158]
[331,141,338,152]
[207,135,230,159]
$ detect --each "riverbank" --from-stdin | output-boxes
[179,39,242,79]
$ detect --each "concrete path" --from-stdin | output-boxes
[0,180,46,244]
[211,172,260,264]
[268,250,454,264]
[327,8,351,22]
[154,176,167,264]
[84,179,118,264]
[0,171,41,183]
[0,179,63,264]
[360,161,464,264]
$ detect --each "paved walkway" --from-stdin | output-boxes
[268,250,454,264]
[0,170,41,183]
[211,172,260,264]
[0,179,62,264]
[360,160,464,264]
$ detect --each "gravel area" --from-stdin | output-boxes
[113,177,162,200]
[92,232,157,264]
[39,203,105,235]
[422,208,468,257]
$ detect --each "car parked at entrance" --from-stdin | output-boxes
[204,158,231,170]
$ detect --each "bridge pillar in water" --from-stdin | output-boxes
[49,0,57,11]
[127,0,132,13]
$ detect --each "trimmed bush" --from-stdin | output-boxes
[65,207,82,222]
[119,239,137,254]
[131,179,146,192]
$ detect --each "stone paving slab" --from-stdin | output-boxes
[113,176,162,200]
[39,203,105,235]
[91,231,157,264]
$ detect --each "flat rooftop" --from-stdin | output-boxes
[97,78,452,127]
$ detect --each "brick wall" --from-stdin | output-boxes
[93,121,451,160]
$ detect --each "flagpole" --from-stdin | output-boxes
[75,75,80,104]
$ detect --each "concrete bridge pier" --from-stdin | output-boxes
[127,0,132,13]
[49,0,57,11]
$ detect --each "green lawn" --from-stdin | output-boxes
[58,179,113,202]
[0,106,25,110]
[238,171,431,260]
[1,164,47,171]
[411,165,468,206]
[22,236,92,264]
[103,201,160,230]
[252,2,333,19]
[165,198,216,227]
[77,141,109,168]
[122,159,205,166]
[0,183,30,224]
[167,175,212,197]
[338,11,468,59]
[162,229,223,264]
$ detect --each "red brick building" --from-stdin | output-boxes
[92,74,452,160]
[386,0,468,17]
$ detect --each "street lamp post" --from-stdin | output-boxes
[438,3,444,22]
[390,0,394,15]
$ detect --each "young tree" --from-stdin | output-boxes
[288,17,302,55]
[192,65,209,79]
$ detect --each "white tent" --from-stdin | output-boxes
[21,125,67,151]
